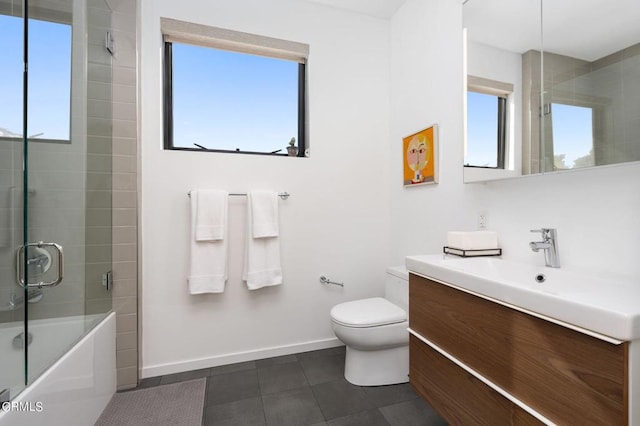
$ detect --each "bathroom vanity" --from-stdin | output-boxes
[406,255,640,425]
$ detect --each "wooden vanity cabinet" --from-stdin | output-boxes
[409,273,628,425]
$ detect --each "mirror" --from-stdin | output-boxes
[463,0,640,182]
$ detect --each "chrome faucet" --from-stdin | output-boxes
[529,228,560,268]
[0,290,44,312]
[27,252,50,275]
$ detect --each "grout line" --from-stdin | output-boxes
[201,376,209,426]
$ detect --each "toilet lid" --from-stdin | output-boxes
[330,297,407,328]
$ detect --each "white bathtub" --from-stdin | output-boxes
[0,313,116,426]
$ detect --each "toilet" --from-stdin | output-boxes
[330,266,409,386]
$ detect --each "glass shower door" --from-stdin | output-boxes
[0,0,114,401]
[22,0,114,387]
[0,2,28,401]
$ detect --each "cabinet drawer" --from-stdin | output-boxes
[409,273,628,424]
[410,334,543,425]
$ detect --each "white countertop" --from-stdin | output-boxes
[406,254,640,341]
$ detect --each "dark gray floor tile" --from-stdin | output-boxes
[210,360,256,376]
[207,369,261,405]
[312,379,373,420]
[362,383,419,407]
[328,409,390,426]
[136,376,161,389]
[255,354,298,368]
[262,387,324,426]
[379,398,446,426]
[300,353,345,385]
[159,368,209,385]
[257,362,310,395]
[205,396,265,426]
[297,346,346,362]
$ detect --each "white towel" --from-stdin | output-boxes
[250,191,279,238]
[447,231,499,250]
[243,191,283,290]
[195,189,227,241]
[188,189,229,294]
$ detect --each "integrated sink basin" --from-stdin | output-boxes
[406,254,640,341]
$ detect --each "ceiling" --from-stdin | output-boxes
[299,0,408,19]
[464,0,640,62]
[293,0,639,61]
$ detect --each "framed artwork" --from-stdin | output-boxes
[403,124,438,186]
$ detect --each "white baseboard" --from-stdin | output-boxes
[141,337,344,379]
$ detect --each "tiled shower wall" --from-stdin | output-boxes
[85,0,114,321]
[588,43,640,165]
[105,0,138,390]
[521,49,541,175]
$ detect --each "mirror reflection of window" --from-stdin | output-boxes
[0,15,71,142]
[466,91,504,168]
[465,75,512,170]
[549,103,594,170]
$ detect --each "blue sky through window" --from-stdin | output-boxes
[466,91,499,167]
[0,15,71,140]
[550,103,593,169]
[171,43,299,153]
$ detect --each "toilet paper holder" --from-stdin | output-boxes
[320,276,344,287]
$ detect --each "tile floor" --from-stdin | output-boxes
[137,346,447,425]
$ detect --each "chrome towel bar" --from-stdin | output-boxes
[188,191,290,200]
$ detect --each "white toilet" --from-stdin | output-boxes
[330,266,409,386]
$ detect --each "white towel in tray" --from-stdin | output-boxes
[188,189,229,294]
[243,191,283,290]
[447,231,499,250]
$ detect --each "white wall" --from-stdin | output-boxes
[389,0,482,264]
[140,0,391,376]
[390,0,640,281]
[140,0,639,378]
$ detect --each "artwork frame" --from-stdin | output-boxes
[403,124,438,187]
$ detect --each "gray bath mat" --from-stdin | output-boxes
[95,378,206,426]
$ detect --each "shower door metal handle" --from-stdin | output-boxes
[16,242,64,288]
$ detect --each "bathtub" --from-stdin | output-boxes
[0,312,116,426]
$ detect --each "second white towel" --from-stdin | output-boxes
[188,189,229,294]
[243,191,283,290]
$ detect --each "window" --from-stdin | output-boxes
[465,76,512,169]
[162,18,308,156]
[0,14,71,142]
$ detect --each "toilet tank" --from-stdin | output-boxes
[385,266,409,313]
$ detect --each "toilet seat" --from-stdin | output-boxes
[330,297,406,328]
